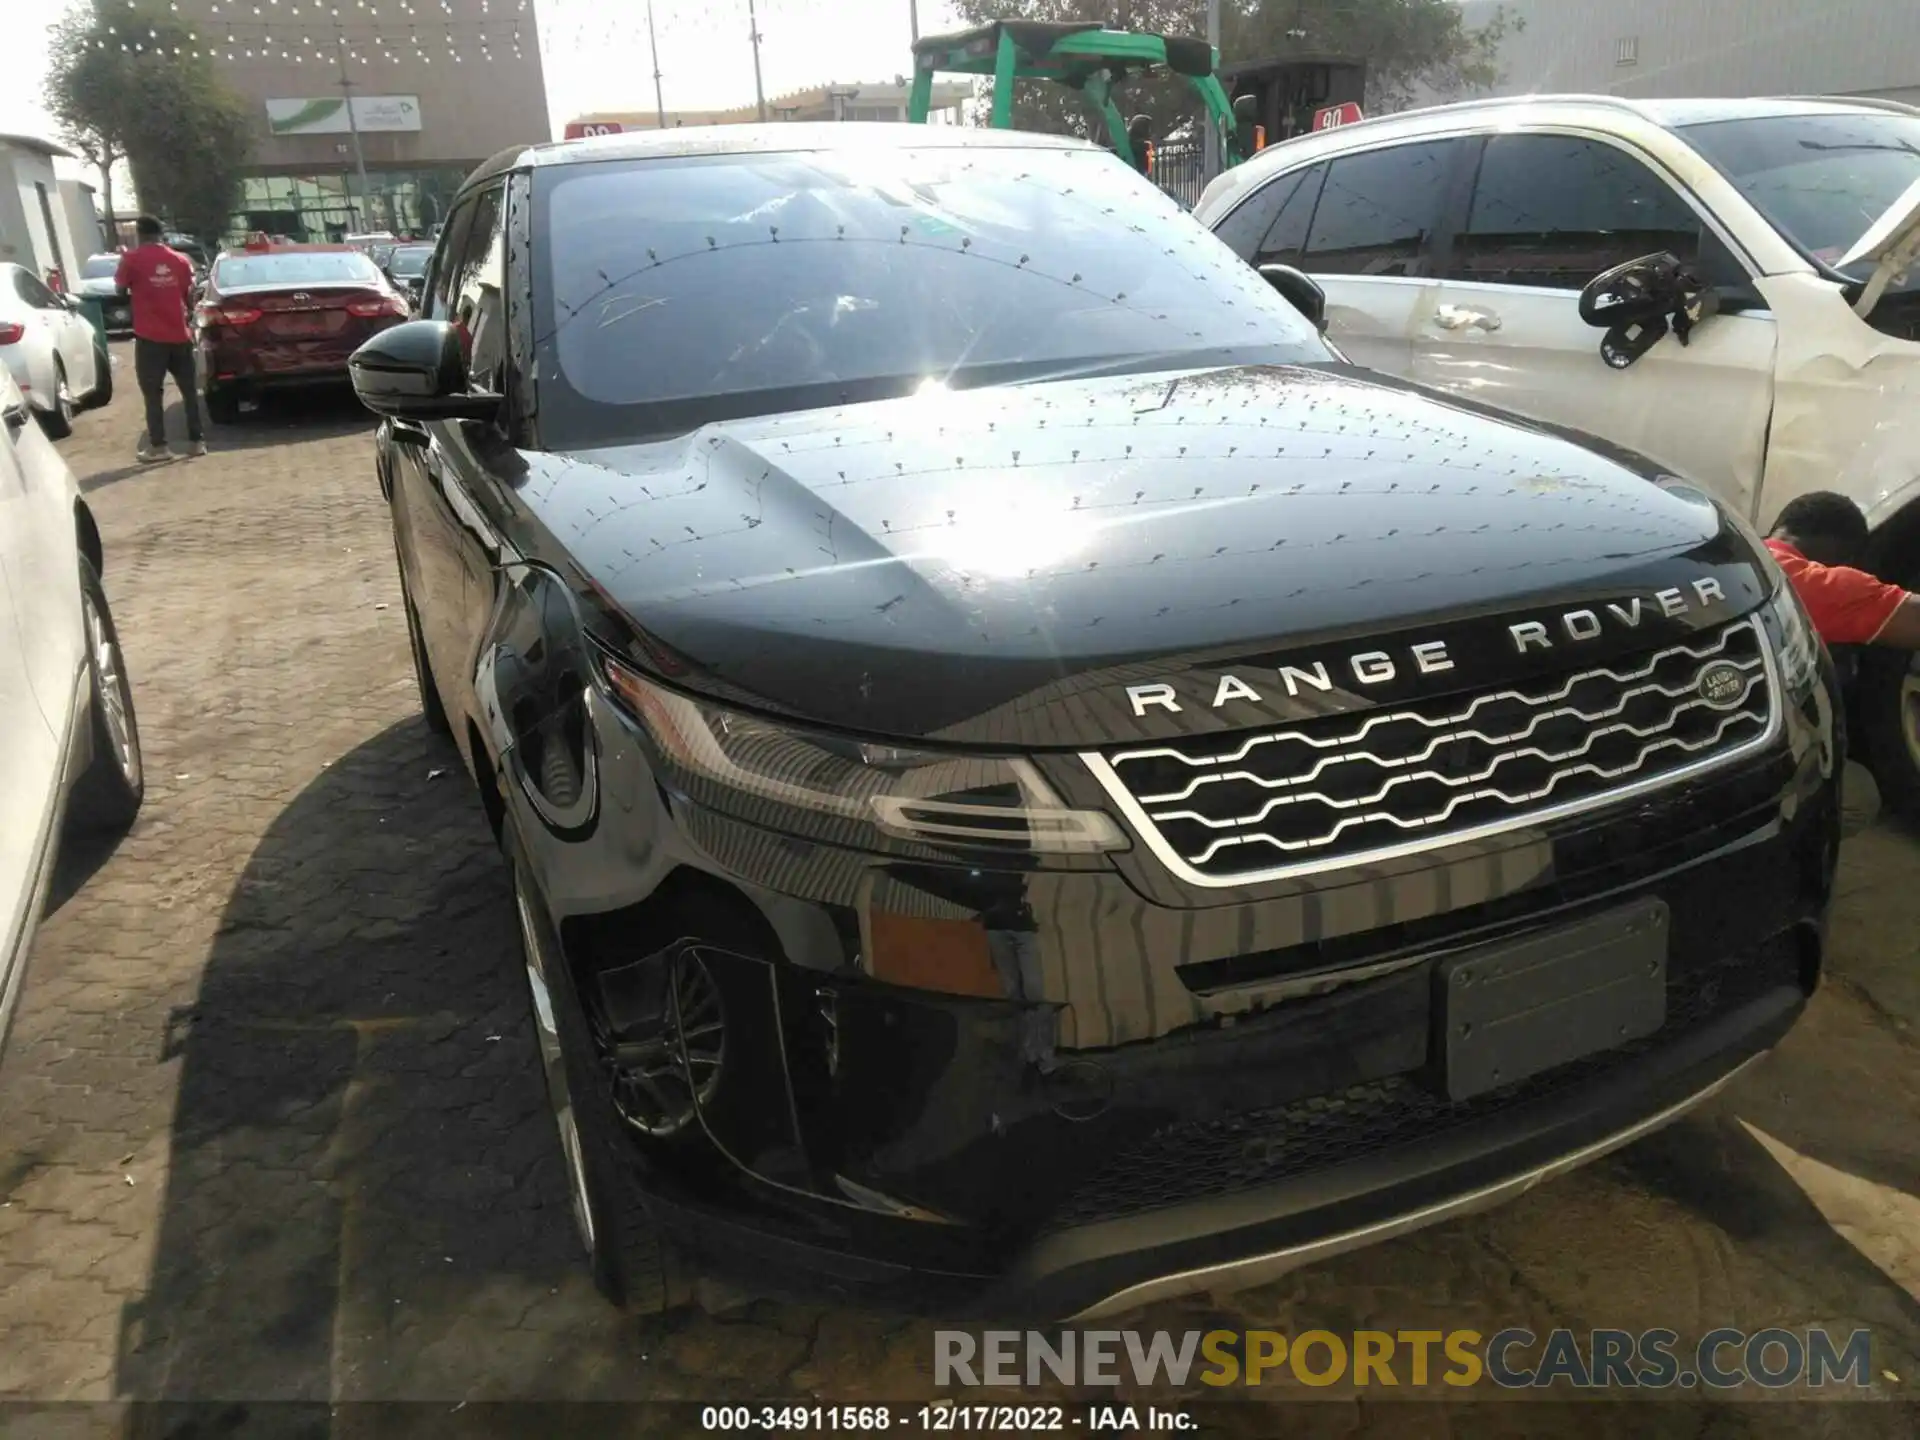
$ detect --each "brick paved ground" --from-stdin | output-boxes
[2,348,1919,1434]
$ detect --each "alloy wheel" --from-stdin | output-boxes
[85,588,141,790]
[590,952,726,1140]
[516,884,596,1254]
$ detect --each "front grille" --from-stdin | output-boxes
[1091,618,1777,886]
[1045,931,1799,1231]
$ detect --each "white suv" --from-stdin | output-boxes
[1195,93,1920,812]
[0,368,144,1049]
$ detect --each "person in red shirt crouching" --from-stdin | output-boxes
[1765,491,1920,835]
[114,215,206,462]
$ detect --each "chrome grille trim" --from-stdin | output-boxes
[1081,617,1783,888]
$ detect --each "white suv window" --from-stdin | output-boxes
[1302,142,1455,277]
[1449,134,1711,290]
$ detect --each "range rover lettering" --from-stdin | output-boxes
[351,125,1840,1319]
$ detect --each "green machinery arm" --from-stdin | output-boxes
[907,24,1246,170]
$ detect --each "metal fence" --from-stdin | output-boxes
[1152,141,1209,210]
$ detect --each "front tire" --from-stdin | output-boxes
[1858,647,1920,821]
[83,340,113,410]
[395,556,452,737]
[510,846,691,1315]
[205,385,240,425]
[68,556,144,833]
[39,360,75,440]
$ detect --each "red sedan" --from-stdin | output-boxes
[195,243,411,422]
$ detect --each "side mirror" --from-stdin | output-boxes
[1578,251,1719,369]
[1259,263,1328,332]
[349,319,500,421]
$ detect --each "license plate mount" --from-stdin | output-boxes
[1438,899,1669,1102]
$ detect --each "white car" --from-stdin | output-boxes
[73,253,133,334]
[1195,93,1920,811]
[0,262,113,439]
[0,367,143,1050]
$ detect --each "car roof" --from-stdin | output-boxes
[463,120,1101,192]
[215,243,360,258]
[1300,91,1919,140]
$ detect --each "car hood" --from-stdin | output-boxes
[524,364,1772,747]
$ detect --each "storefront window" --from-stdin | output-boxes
[227,167,469,245]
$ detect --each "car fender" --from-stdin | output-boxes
[1755,271,1920,540]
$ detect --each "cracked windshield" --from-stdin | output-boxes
[5,0,1920,1434]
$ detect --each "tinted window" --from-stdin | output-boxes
[82,255,120,280]
[1303,143,1453,276]
[1213,170,1301,260]
[1681,113,1920,286]
[1452,135,1706,289]
[13,270,59,308]
[425,203,477,321]
[1212,164,1326,271]
[534,147,1332,446]
[388,246,435,277]
[212,251,380,288]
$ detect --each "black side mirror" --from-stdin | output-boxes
[1579,251,1720,369]
[349,319,500,421]
[1259,263,1328,332]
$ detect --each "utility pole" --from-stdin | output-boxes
[910,0,920,44]
[747,0,768,123]
[1202,0,1221,180]
[333,24,374,230]
[647,1,668,129]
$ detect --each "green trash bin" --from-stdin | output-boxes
[74,295,108,347]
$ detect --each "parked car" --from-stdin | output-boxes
[74,254,133,334]
[0,367,144,1051]
[381,243,436,309]
[343,231,400,257]
[195,244,411,423]
[0,264,114,439]
[350,124,1838,1320]
[1194,93,1920,813]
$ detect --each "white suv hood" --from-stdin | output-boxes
[1838,173,1920,316]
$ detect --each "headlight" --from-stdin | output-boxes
[1761,576,1822,695]
[597,653,1127,857]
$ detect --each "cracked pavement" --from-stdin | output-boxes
[1,348,1918,1434]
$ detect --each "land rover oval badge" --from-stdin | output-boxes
[1697,659,1747,709]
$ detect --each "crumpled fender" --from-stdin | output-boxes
[1756,272,1920,536]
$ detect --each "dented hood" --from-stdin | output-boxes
[1838,173,1920,315]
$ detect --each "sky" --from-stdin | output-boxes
[7,0,968,174]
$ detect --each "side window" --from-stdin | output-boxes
[13,271,59,309]
[1214,171,1302,262]
[447,185,507,388]
[1252,164,1325,269]
[1451,134,1712,290]
[1303,143,1454,277]
[424,201,477,322]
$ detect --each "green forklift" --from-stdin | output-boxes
[906,21,1255,175]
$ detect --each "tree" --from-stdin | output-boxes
[943,0,1520,143]
[43,5,255,244]
[1225,0,1521,115]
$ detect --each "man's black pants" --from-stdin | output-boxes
[133,338,204,447]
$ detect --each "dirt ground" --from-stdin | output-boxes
[2,349,1918,1436]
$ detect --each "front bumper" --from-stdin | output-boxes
[503,655,1839,1319]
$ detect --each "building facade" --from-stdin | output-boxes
[1455,0,1920,106]
[160,0,550,241]
[568,80,972,135]
[0,136,92,283]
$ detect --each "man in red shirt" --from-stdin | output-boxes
[1765,491,1920,646]
[114,215,206,462]
[1765,490,1920,835]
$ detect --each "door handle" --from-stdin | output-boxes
[1432,304,1502,332]
[2,400,27,432]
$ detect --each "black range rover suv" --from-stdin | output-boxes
[348,124,1840,1320]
